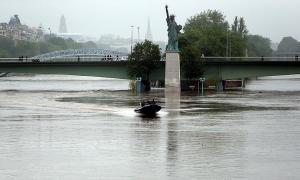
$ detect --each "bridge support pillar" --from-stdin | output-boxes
[216,80,225,92]
[165,51,180,89]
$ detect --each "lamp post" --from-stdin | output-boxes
[199,77,206,96]
[226,29,229,59]
[137,26,140,43]
[47,27,52,37]
[226,28,232,60]
[130,25,134,54]
[38,26,44,41]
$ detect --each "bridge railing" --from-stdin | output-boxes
[34,56,128,62]
[202,56,299,61]
[0,58,23,62]
[1,56,299,63]
[0,56,128,63]
[30,48,128,60]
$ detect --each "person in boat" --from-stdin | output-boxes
[146,99,155,105]
[135,98,161,114]
[141,101,145,107]
[151,99,156,105]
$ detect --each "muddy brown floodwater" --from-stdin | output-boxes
[0,74,300,180]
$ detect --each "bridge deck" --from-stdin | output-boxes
[1,60,300,80]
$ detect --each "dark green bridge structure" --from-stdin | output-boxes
[1,58,300,81]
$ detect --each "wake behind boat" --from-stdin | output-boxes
[134,99,161,115]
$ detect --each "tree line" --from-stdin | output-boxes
[179,10,274,80]
[276,36,300,54]
[0,35,97,58]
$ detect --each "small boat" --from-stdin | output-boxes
[135,100,161,115]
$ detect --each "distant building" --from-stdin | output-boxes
[0,15,43,41]
[58,15,67,33]
[56,33,84,42]
[98,34,131,53]
[9,15,21,27]
[145,18,153,41]
[97,34,166,54]
[56,15,97,42]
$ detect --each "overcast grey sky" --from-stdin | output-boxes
[1,0,299,42]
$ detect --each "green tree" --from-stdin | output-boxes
[238,17,248,39]
[127,40,161,91]
[0,49,11,58]
[0,35,100,58]
[182,10,229,57]
[230,32,247,57]
[179,34,204,80]
[0,36,15,56]
[46,36,68,49]
[277,36,300,53]
[232,16,238,32]
[231,16,248,38]
[230,16,248,56]
[246,35,273,56]
[65,38,82,49]
[15,40,39,57]
[184,10,228,32]
[38,41,60,54]
[179,10,250,80]
[182,10,248,58]
[180,10,228,80]
[82,41,97,48]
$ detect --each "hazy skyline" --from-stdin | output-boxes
[1,0,300,42]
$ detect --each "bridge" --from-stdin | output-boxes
[203,56,300,79]
[1,56,300,81]
[1,48,300,83]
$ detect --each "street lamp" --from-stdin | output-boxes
[48,27,51,37]
[38,26,44,40]
[130,25,134,54]
[226,29,229,59]
[137,26,140,43]
[198,77,206,96]
[226,28,232,60]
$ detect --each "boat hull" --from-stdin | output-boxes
[134,104,161,115]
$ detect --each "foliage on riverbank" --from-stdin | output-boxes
[179,9,273,80]
[0,35,97,58]
[127,40,161,91]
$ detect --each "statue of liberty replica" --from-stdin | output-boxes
[165,5,182,90]
[165,5,182,52]
[165,5,182,88]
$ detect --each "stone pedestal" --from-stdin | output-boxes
[165,86,180,117]
[165,51,180,88]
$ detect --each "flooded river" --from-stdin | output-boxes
[0,74,300,179]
